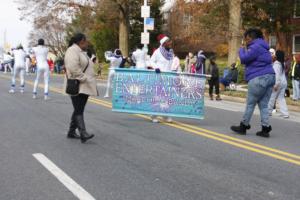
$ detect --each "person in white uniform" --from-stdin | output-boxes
[132,44,147,69]
[3,52,13,73]
[150,34,174,123]
[9,45,26,93]
[104,49,123,98]
[32,39,50,100]
[268,50,289,118]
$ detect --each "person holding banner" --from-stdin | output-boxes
[149,34,174,123]
[104,49,123,98]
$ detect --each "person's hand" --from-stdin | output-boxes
[273,84,279,92]
[155,68,161,73]
[147,66,153,70]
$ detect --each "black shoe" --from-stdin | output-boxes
[67,131,80,139]
[80,131,94,143]
[67,114,80,139]
[75,115,94,143]
[256,126,272,138]
[231,122,251,135]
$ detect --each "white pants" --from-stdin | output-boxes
[11,67,25,88]
[292,79,300,100]
[268,82,289,117]
[104,68,115,97]
[25,60,30,73]
[33,67,49,95]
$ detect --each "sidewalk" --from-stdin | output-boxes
[222,84,300,112]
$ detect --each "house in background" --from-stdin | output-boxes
[268,1,300,57]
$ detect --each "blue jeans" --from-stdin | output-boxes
[242,74,275,127]
[292,79,300,100]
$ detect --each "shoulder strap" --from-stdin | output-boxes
[83,56,89,73]
[66,56,89,79]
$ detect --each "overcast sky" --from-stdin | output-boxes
[0,0,31,49]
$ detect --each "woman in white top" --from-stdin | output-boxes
[104,49,123,98]
[3,52,13,73]
[268,50,289,118]
[132,44,147,69]
[32,39,50,100]
[171,54,181,72]
[9,45,26,93]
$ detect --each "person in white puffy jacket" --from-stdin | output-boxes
[149,34,174,123]
[104,49,123,98]
[32,39,50,100]
[268,50,289,118]
[132,44,147,69]
[9,45,26,93]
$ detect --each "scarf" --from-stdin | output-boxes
[159,46,174,61]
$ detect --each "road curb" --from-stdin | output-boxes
[209,94,300,112]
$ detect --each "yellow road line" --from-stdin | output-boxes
[78,95,300,161]
[1,74,300,166]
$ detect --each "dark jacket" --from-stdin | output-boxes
[207,63,219,78]
[292,63,300,80]
[239,38,274,81]
[225,68,238,83]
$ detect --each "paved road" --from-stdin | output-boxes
[0,72,300,200]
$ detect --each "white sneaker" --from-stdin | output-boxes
[9,89,15,94]
[272,109,277,114]
[104,94,109,98]
[166,117,173,123]
[151,117,159,123]
[33,94,37,99]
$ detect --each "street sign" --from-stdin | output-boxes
[141,6,150,18]
[145,18,154,30]
[141,32,150,45]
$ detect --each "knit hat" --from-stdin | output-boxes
[157,34,169,45]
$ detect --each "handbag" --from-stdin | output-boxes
[66,59,89,95]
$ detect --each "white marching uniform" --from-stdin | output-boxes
[32,45,50,98]
[3,53,13,73]
[132,48,147,69]
[10,49,26,92]
[104,53,122,98]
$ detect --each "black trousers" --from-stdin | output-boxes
[71,94,89,116]
[208,77,220,95]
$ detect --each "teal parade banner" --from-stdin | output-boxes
[112,69,206,119]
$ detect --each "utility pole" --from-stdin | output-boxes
[141,0,151,53]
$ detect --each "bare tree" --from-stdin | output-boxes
[15,0,92,56]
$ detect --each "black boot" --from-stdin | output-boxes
[75,115,94,143]
[67,114,80,139]
[231,122,251,135]
[256,126,272,138]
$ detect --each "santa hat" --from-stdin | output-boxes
[157,34,169,45]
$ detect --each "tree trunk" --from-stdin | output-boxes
[228,0,242,66]
[119,10,129,57]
